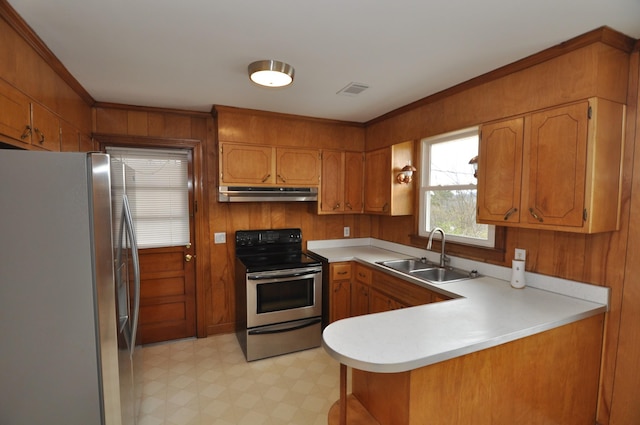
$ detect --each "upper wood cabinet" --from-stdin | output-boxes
[0,79,60,151]
[30,103,61,152]
[59,120,80,152]
[477,117,524,224]
[219,143,275,184]
[0,78,32,144]
[364,140,414,216]
[477,98,625,233]
[276,147,321,186]
[219,142,320,186]
[319,150,364,214]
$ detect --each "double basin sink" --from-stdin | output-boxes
[377,258,478,284]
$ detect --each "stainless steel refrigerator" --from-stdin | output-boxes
[0,151,141,425]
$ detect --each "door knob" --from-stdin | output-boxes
[185,254,194,262]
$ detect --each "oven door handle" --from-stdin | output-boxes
[248,317,322,335]
[248,269,321,280]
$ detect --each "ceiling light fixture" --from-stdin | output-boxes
[248,60,295,88]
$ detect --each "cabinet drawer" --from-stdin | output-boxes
[331,263,352,280]
[354,264,372,285]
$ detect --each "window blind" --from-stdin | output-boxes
[107,147,190,249]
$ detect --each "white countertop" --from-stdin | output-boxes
[309,238,609,373]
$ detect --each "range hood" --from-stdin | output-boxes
[218,186,318,202]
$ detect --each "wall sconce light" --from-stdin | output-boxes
[248,60,295,87]
[397,165,417,184]
[469,156,478,178]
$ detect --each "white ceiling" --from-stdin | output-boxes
[7,0,640,123]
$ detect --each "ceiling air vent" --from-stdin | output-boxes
[337,82,370,97]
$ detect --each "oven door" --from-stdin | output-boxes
[246,266,322,328]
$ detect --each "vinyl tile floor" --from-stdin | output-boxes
[139,333,342,425]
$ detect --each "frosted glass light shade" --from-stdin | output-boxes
[248,60,294,87]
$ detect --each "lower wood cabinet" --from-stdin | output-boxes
[328,262,450,324]
[369,288,407,313]
[329,263,352,324]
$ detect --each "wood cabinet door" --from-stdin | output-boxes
[344,151,364,213]
[276,147,320,186]
[59,120,80,152]
[31,103,60,151]
[350,280,370,317]
[219,143,275,184]
[329,280,351,323]
[320,150,345,213]
[369,288,392,314]
[364,148,391,213]
[0,80,32,145]
[523,101,588,227]
[79,133,94,152]
[477,117,523,224]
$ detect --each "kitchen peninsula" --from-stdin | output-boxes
[308,239,609,425]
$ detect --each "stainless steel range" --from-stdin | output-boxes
[235,228,323,361]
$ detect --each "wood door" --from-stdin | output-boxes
[524,102,588,227]
[138,245,196,344]
[344,151,364,213]
[319,150,345,213]
[477,117,524,224]
[219,143,275,184]
[276,147,320,186]
[136,149,197,344]
[364,147,391,213]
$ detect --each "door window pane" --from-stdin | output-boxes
[107,147,190,249]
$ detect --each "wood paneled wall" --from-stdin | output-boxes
[0,5,92,133]
[363,30,639,425]
[211,106,369,333]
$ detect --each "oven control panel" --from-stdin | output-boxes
[235,228,302,247]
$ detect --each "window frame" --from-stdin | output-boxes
[418,127,496,248]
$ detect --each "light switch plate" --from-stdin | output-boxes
[515,248,526,261]
[343,226,350,237]
[214,232,226,244]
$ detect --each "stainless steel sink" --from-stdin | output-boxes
[378,258,478,284]
[378,258,433,272]
[410,267,473,283]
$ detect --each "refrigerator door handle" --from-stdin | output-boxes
[122,194,141,355]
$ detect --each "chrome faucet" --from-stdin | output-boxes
[427,227,449,268]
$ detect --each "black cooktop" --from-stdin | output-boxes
[235,228,322,272]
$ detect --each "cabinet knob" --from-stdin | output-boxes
[185,254,195,262]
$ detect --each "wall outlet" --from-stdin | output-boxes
[343,226,350,237]
[214,232,226,244]
[515,248,526,261]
